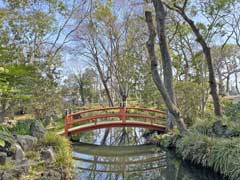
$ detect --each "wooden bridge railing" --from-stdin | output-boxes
[64,106,166,135]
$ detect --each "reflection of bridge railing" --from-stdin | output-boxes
[73,155,166,165]
[72,142,162,156]
[61,106,166,135]
[76,165,166,173]
[73,142,167,174]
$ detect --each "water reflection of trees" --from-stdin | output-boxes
[73,128,225,180]
[73,143,166,180]
[94,127,148,145]
[76,127,148,145]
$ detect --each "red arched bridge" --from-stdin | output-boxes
[60,106,166,136]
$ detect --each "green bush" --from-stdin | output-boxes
[208,138,240,180]
[191,116,240,137]
[191,118,215,136]
[0,125,11,146]
[176,132,240,180]
[176,132,216,166]
[9,120,34,135]
[42,132,72,167]
[0,130,14,147]
[0,124,9,132]
[175,81,206,126]
[223,100,240,122]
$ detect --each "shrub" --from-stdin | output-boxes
[192,116,240,137]
[42,132,72,167]
[0,130,14,147]
[223,100,240,122]
[191,118,215,136]
[208,138,240,180]
[155,128,181,148]
[0,124,9,132]
[176,132,216,166]
[9,120,34,135]
[175,81,206,126]
[176,133,240,180]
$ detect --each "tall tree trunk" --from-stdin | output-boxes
[79,84,85,106]
[217,69,225,96]
[145,9,187,135]
[119,85,128,106]
[94,56,114,107]
[226,75,230,94]
[235,72,240,94]
[200,61,208,117]
[153,0,176,130]
[172,6,222,116]
[102,80,114,107]
[100,76,113,144]
[93,56,114,145]
[179,30,190,81]
[184,61,189,81]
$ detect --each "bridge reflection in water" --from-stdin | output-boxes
[73,142,166,180]
[73,141,226,180]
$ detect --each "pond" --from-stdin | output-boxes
[72,128,227,180]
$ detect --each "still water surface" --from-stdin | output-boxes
[72,128,226,180]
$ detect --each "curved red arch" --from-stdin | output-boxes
[66,121,166,135]
[62,106,166,135]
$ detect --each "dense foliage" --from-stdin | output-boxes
[176,133,240,180]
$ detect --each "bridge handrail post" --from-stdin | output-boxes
[64,109,68,135]
[119,105,126,123]
[69,109,73,128]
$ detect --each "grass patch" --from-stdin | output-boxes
[25,163,46,180]
[42,132,72,167]
[0,159,14,170]
[46,118,65,133]
[26,151,40,160]
[14,114,34,121]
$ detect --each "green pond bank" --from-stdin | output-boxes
[152,119,240,180]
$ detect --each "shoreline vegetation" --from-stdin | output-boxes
[151,118,240,180]
[0,120,73,180]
